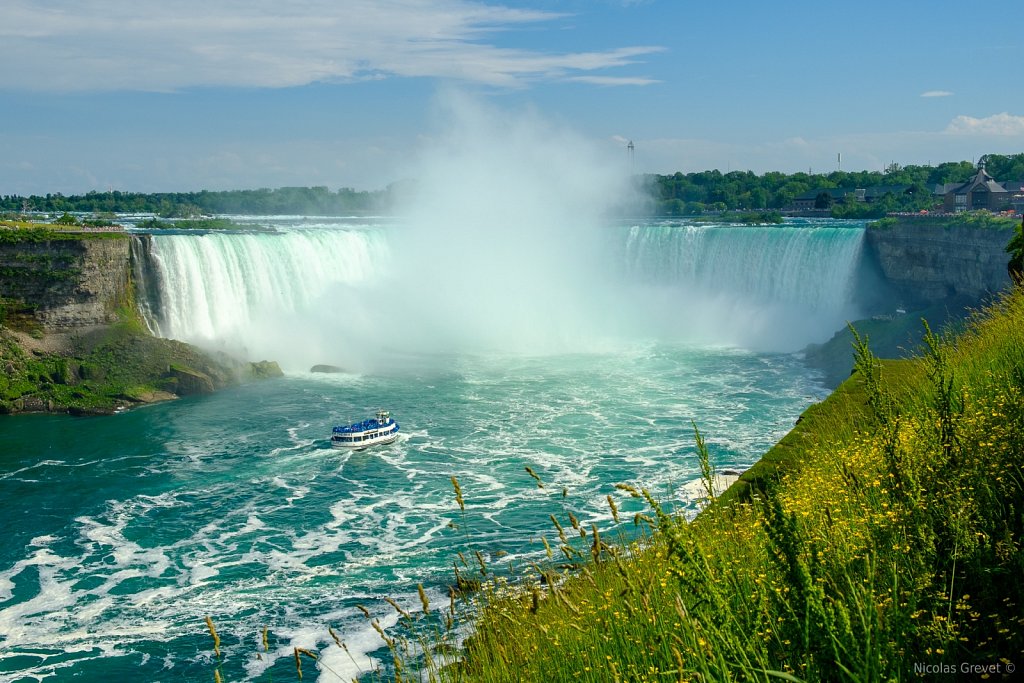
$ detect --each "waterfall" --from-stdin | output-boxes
[137,219,872,367]
[620,221,867,311]
[139,227,391,366]
[611,219,871,349]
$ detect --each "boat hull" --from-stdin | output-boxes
[330,431,399,450]
[331,410,400,450]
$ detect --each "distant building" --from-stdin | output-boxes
[791,185,912,210]
[1002,180,1024,213]
[942,159,1011,212]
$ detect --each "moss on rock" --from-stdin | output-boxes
[0,324,280,415]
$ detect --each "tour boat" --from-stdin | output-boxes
[331,410,400,450]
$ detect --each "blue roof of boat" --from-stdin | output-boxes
[332,417,397,433]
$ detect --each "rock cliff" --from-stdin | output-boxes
[0,233,131,329]
[805,216,1015,388]
[865,219,1012,308]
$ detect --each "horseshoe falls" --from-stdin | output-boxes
[617,218,871,350]
[1,216,871,682]
[138,219,395,370]
[137,217,870,370]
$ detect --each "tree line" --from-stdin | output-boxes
[0,186,391,217]
[3,154,1022,218]
[648,153,1024,217]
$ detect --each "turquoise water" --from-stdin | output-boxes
[0,218,865,681]
[0,347,827,682]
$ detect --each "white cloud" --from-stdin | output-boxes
[566,75,660,86]
[920,90,953,98]
[0,0,662,92]
[945,112,1024,136]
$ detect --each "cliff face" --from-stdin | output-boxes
[865,220,1012,308]
[0,231,282,414]
[0,235,131,329]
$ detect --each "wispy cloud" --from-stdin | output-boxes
[566,75,660,86]
[920,90,953,98]
[945,112,1024,136]
[0,0,662,92]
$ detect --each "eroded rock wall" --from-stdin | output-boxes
[865,220,1012,308]
[0,236,131,329]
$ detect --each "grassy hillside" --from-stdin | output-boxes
[326,288,1024,682]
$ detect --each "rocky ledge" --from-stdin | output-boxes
[0,323,283,415]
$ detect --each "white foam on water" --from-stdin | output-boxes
[0,558,75,632]
[324,610,401,683]
[0,538,62,602]
[187,562,219,585]
[0,312,833,681]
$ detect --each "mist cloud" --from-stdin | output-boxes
[372,90,634,356]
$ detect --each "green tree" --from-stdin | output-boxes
[1008,216,1024,283]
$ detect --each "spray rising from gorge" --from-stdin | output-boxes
[137,95,871,370]
[139,218,869,371]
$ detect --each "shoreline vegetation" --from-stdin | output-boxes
[133,217,276,232]
[448,289,1021,681]
[226,287,1018,682]
[0,320,283,415]
[3,152,1022,220]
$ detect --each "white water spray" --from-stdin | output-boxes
[141,95,870,368]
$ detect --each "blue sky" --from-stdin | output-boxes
[1,0,1022,195]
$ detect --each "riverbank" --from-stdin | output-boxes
[365,287,1024,682]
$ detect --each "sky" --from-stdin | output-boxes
[1,0,1022,195]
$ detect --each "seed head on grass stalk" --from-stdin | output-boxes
[417,583,430,615]
[541,535,554,559]
[451,476,464,511]
[524,466,545,488]
[385,596,412,620]
[591,523,604,563]
[371,620,395,649]
[549,514,569,544]
[693,421,717,505]
[567,511,581,531]
[293,647,322,680]
[204,616,220,659]
[475,549,489,576]
[607,494,620,524]
[329,626,366,677]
